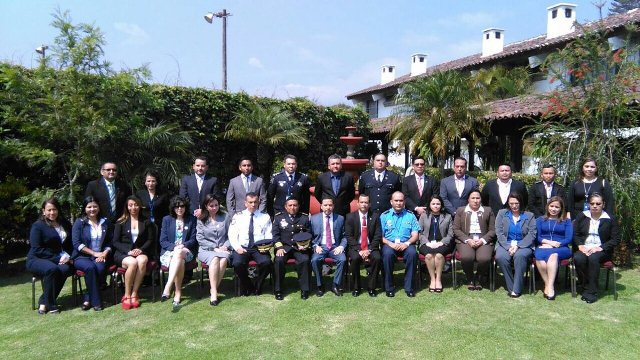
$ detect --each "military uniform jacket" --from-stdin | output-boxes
[267,171,311,215]
[358,169,402,213]
[272,212,311,252]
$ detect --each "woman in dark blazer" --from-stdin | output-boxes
[71,196,113,311]
[453,190,496,290]
[159,196,197,308]
[573,193,620,303]
[26,198,73,314]
[418,195,453,293]
[113,195,155,309]
[494,193,536,298]
[566,157,614,220]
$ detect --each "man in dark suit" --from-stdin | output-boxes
[310,197,347,297]
[439,157,479,216]
[314,154,355,217]
[84,161,130,223]
[179,156,220,219]
[358,153,402,214]
[226,157,267,213]
[527,164,565,218]
[272,197,311,300]
[402,156,438,218]
[481,163,528,216]
[267,154,310,216]
[345,194,382,297]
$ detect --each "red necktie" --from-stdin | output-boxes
[325,215,332,249]
[417,177,423,197]
[360,215,368,251]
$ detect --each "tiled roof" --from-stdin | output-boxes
[347,9,640,99]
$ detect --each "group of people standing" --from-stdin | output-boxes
[26,153,619,314]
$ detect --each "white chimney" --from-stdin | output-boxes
[547,3,577,39]
[410,54,428,76]
[380,65,396,84]
[482,28,505,57]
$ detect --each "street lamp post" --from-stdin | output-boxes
[204,9,232,91]
[35,45,48,60]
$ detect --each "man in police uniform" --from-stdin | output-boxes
[228,192,273,296]
[272,197,312,300]
[267,154,311,216]
[380,191,421,297]
[358,153,402,213]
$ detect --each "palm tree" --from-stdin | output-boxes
[471,65,531,101]
[390,70,487,174]
[224,102,309,175]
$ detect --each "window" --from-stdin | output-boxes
[419,56,424,62]
[389,67,393,73]
[486,33,490,40]
[552,9,557,18]
[495,31,501,39]
[365,100,378,118]
[565,8,572,18]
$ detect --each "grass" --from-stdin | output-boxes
[1,258,639,359]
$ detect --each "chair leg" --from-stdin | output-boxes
[612,266,618,300]
[151,269,157,302]
[32,276,36,311]
[490,259,496,292]
[159,269,164,296]
[452,258,457,289]
[605,267,610,290]
[529,262,535,295]
[570,262,577,298]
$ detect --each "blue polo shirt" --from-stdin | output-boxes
[380,208,421,243]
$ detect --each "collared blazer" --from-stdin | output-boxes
[418,213,454,247]
[314,171,355,216]
[226,174,267,213]
[357,169,402,212]
[481,179,529,216]
[159,214,198,254]
[452,206,496,244]
[311,212,346,249]
[439,175,479,216]
[27,220,73,263]
[267,171,311,215]
[573,212,620,253]
[135,189,170,225]
[272,212,311,252]
[345,210,382,251]
[84,178,130,222]
[179,174,220,214]
[402,174,439,212]
[113,217,155,258]
[71,217,113,259]
[494,209,536,250]
[527,181,565,218]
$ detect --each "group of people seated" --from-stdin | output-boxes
[26,154,620,314]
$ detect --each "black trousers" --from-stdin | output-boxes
[574,250,611,300]
[273,249,311,292]
[232,248,272,294]
[349,249,381,290]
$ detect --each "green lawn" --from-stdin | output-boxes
[1,258,639,359]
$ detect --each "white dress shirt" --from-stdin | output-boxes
[228,209,272,249]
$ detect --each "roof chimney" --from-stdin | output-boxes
[380,65,396,85]
[482,28,505,57]
[547,3,577,39]
[410,54,428,76]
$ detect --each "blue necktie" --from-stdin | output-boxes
[248,213,255,248]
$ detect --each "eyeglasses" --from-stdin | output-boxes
[175,205,186,209]
[413,163,425,166]
[102,168,117,172]
[589,202,603,206]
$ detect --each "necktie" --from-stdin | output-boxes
[248,213,255,248]
[377,174,382,183]
[417,177,423,197]
[325,215,332,249]
[288,174,293,183]
[107,182,116,214]
[197,176,203,193]
[360,215,368,251]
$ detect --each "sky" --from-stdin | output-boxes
[1,1,609,105]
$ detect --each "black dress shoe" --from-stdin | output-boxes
[93,306,103,311]
[275,291,284,301]
[48,307,60,314]
[37,308,47,315]
[331,285,343,296]
[161,294,170,302]
[352,289,361,297]
[368,289,377,297]
[316,286,324,297]
[386,291,395,297]
[581,295,596,304]
[405,291,415,297]
[509,293,521,298]
[210,299,219,306]
[82,302,91,311]
[254,288,263,296]
[301,291,309,300]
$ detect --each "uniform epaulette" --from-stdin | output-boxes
[381,209,392,215]
[235,211,243,214]
[274,212,283,216]
[300,212,309,216]
[535,180,543,184]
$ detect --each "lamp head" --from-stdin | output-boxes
[204,13,214,23]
